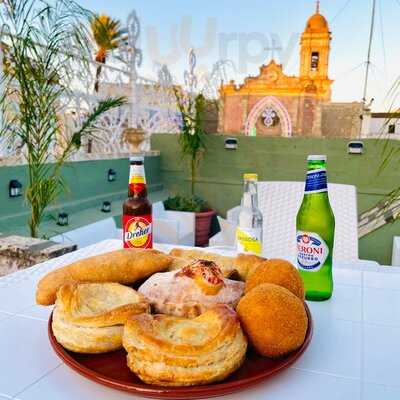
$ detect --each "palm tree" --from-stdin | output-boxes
[90,14,125,93]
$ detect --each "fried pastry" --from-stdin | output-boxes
[52,282,149,353]
[169,248,266,281]
[37,248,172,305]
[123,305,247,386]
[138,260,244,317]
[169,248,237,277]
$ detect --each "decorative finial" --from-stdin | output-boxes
[316,0,320,13]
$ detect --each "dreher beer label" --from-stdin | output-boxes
[236,227,262,255]
[123,214,152,249]
[305,168,327,194]
[296,231,328,272]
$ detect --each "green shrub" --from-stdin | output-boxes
[163,195,209,213]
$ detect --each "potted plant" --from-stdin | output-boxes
[163,195,214,247]
[0,0,125,237]
[171,89,215,246]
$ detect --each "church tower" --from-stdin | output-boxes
[299,1,332,100]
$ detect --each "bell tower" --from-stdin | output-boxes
[300,1,332,99]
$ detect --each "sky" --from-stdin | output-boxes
[78,0,400,111]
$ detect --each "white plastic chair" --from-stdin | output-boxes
[153,202,195,246]
[214,181,365,265]
[209,216,236,248]
[51,217,120,249]
[257,181,359,263]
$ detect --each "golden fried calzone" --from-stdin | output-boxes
[123,305,247,386]
[138,260,244,317]
[52,283,149,353]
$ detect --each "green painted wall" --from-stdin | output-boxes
[152,134,400,265]
[0,155,164,237]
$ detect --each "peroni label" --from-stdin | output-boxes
[296,231,328,272]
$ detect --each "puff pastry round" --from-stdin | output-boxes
[138,260,244,317]
[52,283,149,353]
[123,305,247,386]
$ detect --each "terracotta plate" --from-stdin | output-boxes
[48,305,313,399]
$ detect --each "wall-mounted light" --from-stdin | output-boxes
[225,137,238,150]
[57,212,69,226]
[347,140,364,155]
[108,169,116,182]
[101,201,111,213]
[9,180,22,198]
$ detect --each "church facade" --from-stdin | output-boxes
[218,4,361,138]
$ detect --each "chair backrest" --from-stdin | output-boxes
[257,181,359,263]
[51,217,118,249]
[152,201,167,218]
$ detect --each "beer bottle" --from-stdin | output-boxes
[122,156,153,249]
[296,155,335,301]
[236,173,263,255]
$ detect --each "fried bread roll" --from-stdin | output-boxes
[123,305,247,386]
[52,282,150,353]
[36,249,172,306]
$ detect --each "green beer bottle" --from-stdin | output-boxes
[296,155,335,301]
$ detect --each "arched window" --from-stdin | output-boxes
[311,52,319,71]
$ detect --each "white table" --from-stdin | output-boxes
[0,239,400,400]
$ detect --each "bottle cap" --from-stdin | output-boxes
[130,156,144,163]
[307,155,327,161]
[243,173,258,181]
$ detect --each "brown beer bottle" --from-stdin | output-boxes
[122,156,153,249]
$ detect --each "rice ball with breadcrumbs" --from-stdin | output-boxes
[245,259,305,300]
[237,283,308,358]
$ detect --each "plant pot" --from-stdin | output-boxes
[195,210,215,247]
[123,127,145,153]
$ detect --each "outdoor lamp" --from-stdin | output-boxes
[108,169,117,182]
[57,212,69,226]
[9,180,22,198]
[101,201,111,213]
[224,137,238,150]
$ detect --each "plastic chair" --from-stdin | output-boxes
[153,202,195,246]
[51,218,120,249]
[217,181,361,265]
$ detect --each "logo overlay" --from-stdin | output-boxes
[123,215,152,249]
[236,227,262,255]
[296,231,328,272]
[305,168,327,194]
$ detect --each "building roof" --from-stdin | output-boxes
[371,112,400,119]
[305,2,329,32]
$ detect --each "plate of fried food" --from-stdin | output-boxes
[36,247,313,399]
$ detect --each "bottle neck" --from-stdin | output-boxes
[243,179,258,207]
[242,192,257,209]
[128,162,147,198]
[304,160,328,195]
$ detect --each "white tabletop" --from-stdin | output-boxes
[1,239,400,400]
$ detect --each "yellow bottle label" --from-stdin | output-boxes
[236,227,262,255]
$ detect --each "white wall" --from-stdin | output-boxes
[361,115,400,139]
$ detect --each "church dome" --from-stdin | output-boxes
[305,9,329,32]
